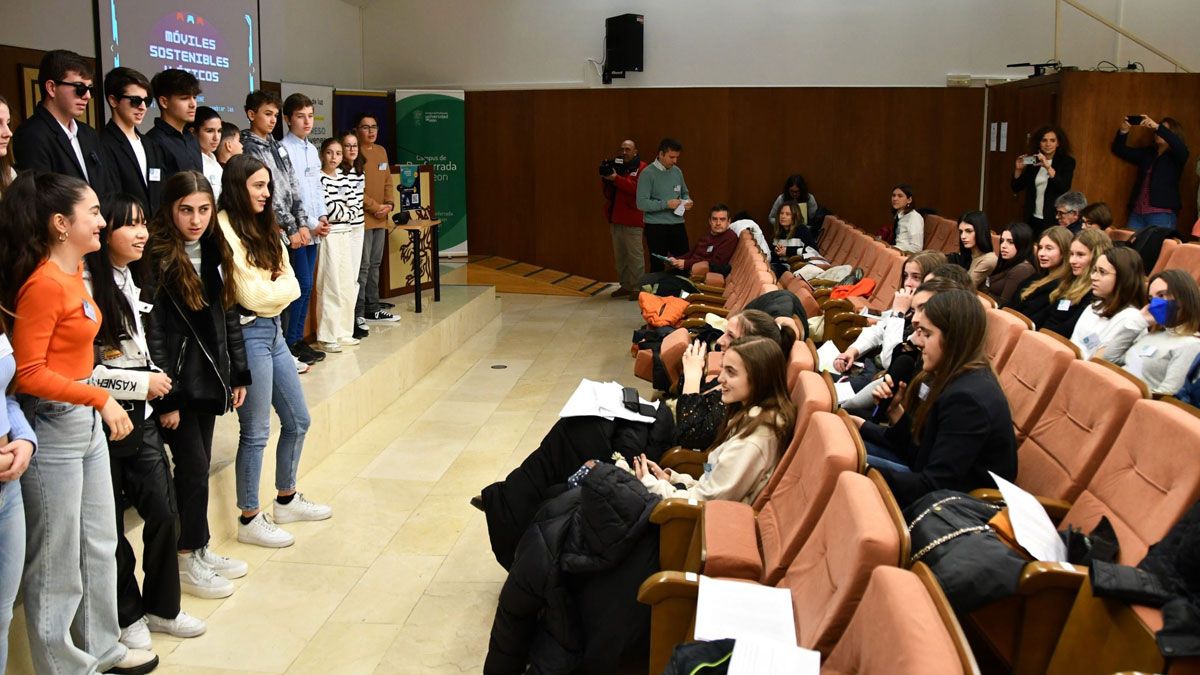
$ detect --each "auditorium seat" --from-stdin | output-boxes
[638,470,904,672]
[822,564,980,675]
[978,291,998,309]
[1150,238,1181,278]
[991,231,1001,252]
[972,358,1147,512]
[785,338,818,389]
[694,410,865,584]
[967,397,1200,675]
[633,327,690,389]
[985,307,1032,372]
[1159,243,1200,284]
[997,329,1077,442]
[1107,228,1135,243]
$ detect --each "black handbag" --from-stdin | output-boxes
[103,398,146,457]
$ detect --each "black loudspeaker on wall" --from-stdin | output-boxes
[604,13,643,84]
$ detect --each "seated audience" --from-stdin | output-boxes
[1117,269,1200,394]
[1010,225,1075,326]
[1011,125,1075,235]
[853,288,1017,508]
[639,204,736,295]
[956,210,996,289]
[1112,115,1190,231]
[476,309,794,568]
[1080,201,1113,231]
[769,200,816,276]
[634,336,795,503]
[985,222,1036,306]
[885,183,924,253]
[1042,228,1112,337]
[926,261,973,290]
[1070,247,1147,361]
[1054,190,1087,233]
[767,174,819,229]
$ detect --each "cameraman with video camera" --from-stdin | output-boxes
[600,139,647,299]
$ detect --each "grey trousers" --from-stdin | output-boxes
[356,228,387,318]
[610,223,646,291]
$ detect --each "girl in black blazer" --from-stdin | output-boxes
[1011,125,1076,236]
[144,171,252,597]
[856,289,1017,508]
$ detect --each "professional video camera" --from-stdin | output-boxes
[598,157,635,177]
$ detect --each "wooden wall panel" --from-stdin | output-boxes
[466,87,986,281]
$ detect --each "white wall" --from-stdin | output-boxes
[0,0,364,90]
[359,0,1200,90]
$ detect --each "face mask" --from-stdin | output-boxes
[1149,297,1178,326]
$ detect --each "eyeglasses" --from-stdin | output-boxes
[117,94,153,108]
[357,124,378,131]
[1055,210,1075,218]
[54,80,94,97]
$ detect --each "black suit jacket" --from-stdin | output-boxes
[861,367,1017,508]
[99,121,167,214]
[12,104,113,201]
[1010,153,1076,224]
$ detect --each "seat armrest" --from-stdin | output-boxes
[650,497,703,525]
[660,448,710,478]
[637,570,699,605]
[810,278,838,287]
[684,304,727,318]
[971,489,1073,523]
[686,293,725,306]
[652,498,704,573]
[693,283,725,295]
[1018,561,1087,594]
[638,571,700,675]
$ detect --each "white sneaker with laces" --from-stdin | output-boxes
[355,316,370,330]
[273,492,333,524]
[146,610,207,638]
[178,550,234,598]
[319,341,343,353]
[293,355,310,374]
[337,336,361,346]
[107,647,159,674]
[118,617,152,651]
[196,545,248,579]
[237,512,295,548]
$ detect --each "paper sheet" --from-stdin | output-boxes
[990,472,1068,562]
[989,122,998,151]
[1000,122,1009,152]
[673,199,691,216]
[816,340,842,373]
[728,635,820,675]
[558,379,659,423]
[693,576,798,646]
[834,380,857,404]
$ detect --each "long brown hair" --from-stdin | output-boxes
[149,171,238,310]
[0,95,13,199]
[338,130,365,175]
[708,337,795,452]
[905,289,990,436]
[1019,226,1074,300]
[1051,228,1112,304]
[0,171,92,315]
[904,250,948,286]
[1092,247,1145,319]
[775,200,806,240]
[219,154,284,273]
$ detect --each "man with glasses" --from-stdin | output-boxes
[99,67,167,213]
[354,112,399,326]
[1053,190,1087,235]
[145,69,203,176]
[12,49,113,201]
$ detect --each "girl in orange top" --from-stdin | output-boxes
[0,172,156,674]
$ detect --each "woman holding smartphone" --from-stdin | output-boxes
[1012,125,1076,236]
[0,172,157,674]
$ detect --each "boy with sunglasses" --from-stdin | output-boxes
[12,49,113,202]
[145,68,203,176]
[99,67,167,213]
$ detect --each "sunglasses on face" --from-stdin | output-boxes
[117,94,154,108]
[54,80,94,97]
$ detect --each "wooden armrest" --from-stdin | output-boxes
[684,304,727,318]
[652,499,704,572]
[1018,561,1086,594]
[661,448,710,479]
[970,488,1073,522]
[813,288,834,301]
[810,278,838,287]
[638,571,700,675]
[650,497,703,525]
[821,298,855,314]
[680,318,709,329]
[637,570,699,605]
[693,283,725,295]
[686,293,725,306]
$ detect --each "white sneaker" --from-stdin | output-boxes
[319,341,343,353]
[178,550,235,599]
[105,648,158,674]
[196,545,248,579]
[337,336,361,346]
[237,512,295,548]
[273,492,333,524]
[355,317,370,330]
[118,617,152,651]
[294,355,310,374]
[146,610,207,638]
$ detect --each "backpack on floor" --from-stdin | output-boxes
[639,292,689,328]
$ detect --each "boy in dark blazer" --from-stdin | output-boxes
[12,49,113,202]
[100,67,167,214]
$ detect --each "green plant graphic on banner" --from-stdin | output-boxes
[394,91,467,254]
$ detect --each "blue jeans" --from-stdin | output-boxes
[284,242,318,345]
[235,317,311,511]
[865,440,912,474]
[1127,211,1177,231]
[0,480,25,674]
[22,402,125,673]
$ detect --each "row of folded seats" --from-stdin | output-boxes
[628,256,1200,672]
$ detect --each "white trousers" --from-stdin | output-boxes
[316,227,364,343]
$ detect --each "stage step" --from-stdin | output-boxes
[443,256,614,297]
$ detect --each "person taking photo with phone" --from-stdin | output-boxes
[1012,125,1076,236]
[1112,115,1189,231]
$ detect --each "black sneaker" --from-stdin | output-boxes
[302,342,327,362]
[366,309,400,323]
[290,342,325,364]
[353,326,369,340]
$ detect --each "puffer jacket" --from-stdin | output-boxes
[485,463,661,674]
[145,234,251,415]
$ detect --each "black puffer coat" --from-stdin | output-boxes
[484,463,661,675]
[145,234,251,415]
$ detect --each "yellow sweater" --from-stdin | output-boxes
[217,211,300,317]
